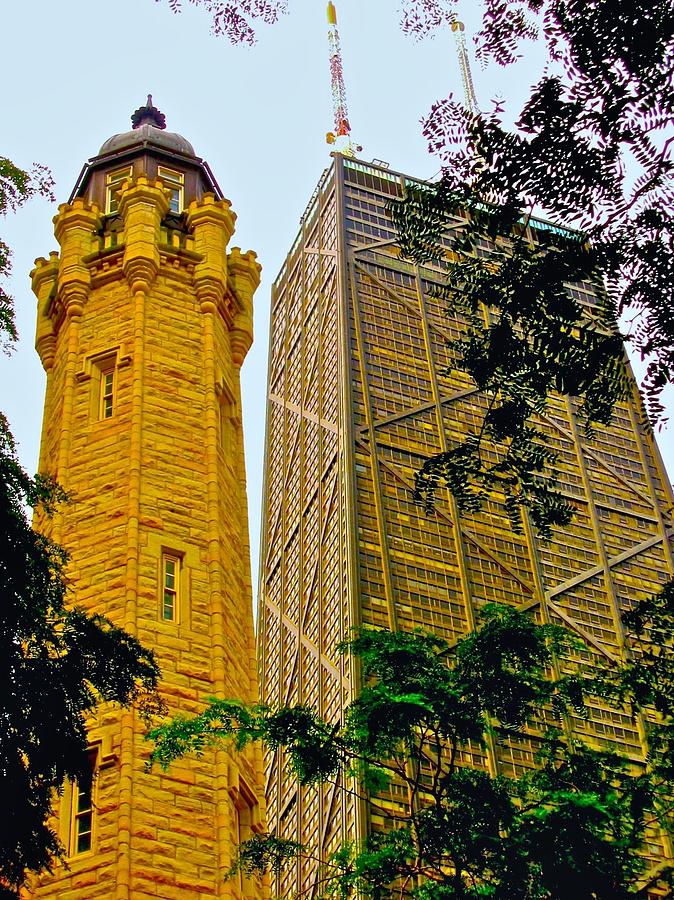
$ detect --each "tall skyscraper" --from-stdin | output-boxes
[257,155,674,895]
[28,99,265,899]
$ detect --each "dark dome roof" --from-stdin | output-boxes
[97,96,195,158]
[98,123,196,158]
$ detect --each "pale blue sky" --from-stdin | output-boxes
[2,0,671,597]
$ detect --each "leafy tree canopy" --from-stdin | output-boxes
[155,0,288,44]
[391,0,674,533]
[0,158,52,352]
[0,160,161,896]
[149,591,674,899]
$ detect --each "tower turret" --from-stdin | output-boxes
[28,100,265,899]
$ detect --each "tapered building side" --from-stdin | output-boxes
[257,155,674,896]
[28,101,265,899]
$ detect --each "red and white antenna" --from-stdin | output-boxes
[451,19,479,115]
[326,1,362,156]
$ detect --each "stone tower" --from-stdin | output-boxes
[28,98,265,899]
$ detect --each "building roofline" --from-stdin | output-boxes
[68,144,224,204]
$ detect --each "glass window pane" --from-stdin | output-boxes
[161,556,179,621]
[77,821,92,854]
[100,367,114,419]
[72,751,96,855]
[158,168,183,213]
[106,167,131,214]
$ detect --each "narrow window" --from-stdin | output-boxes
[157,166,184,214]
[70,750,97,856]
[233,778,259,898]
[234,805,244,894]
[162,554,180,622]
[105,167,132,214]
[100,368,114,419]
[74,782,93,854]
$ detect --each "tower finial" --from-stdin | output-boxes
[131,95,167,131]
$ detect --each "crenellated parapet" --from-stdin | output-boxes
[31,252,60,371]
[186,193,238,320]
[117,175,169,293]
[227,247,260,366]
[52,198,101,319]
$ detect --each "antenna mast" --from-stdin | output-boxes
[326,1,362,156]
[451,19,479,115]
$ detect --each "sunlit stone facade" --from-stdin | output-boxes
[27,103,265,900]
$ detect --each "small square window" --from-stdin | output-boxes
[162,554,180,622]
[157,166,185,214]
[105,167,132,214]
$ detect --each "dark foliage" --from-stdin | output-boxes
[156,0,288,44]
[0,415,161,896]
[226,833,304,878]
[392,182,630,537]
[390,0,674,534]
[149,595,674,898]
[0,162,161,896]
[612,579,674,841]
[0,159,53,352]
